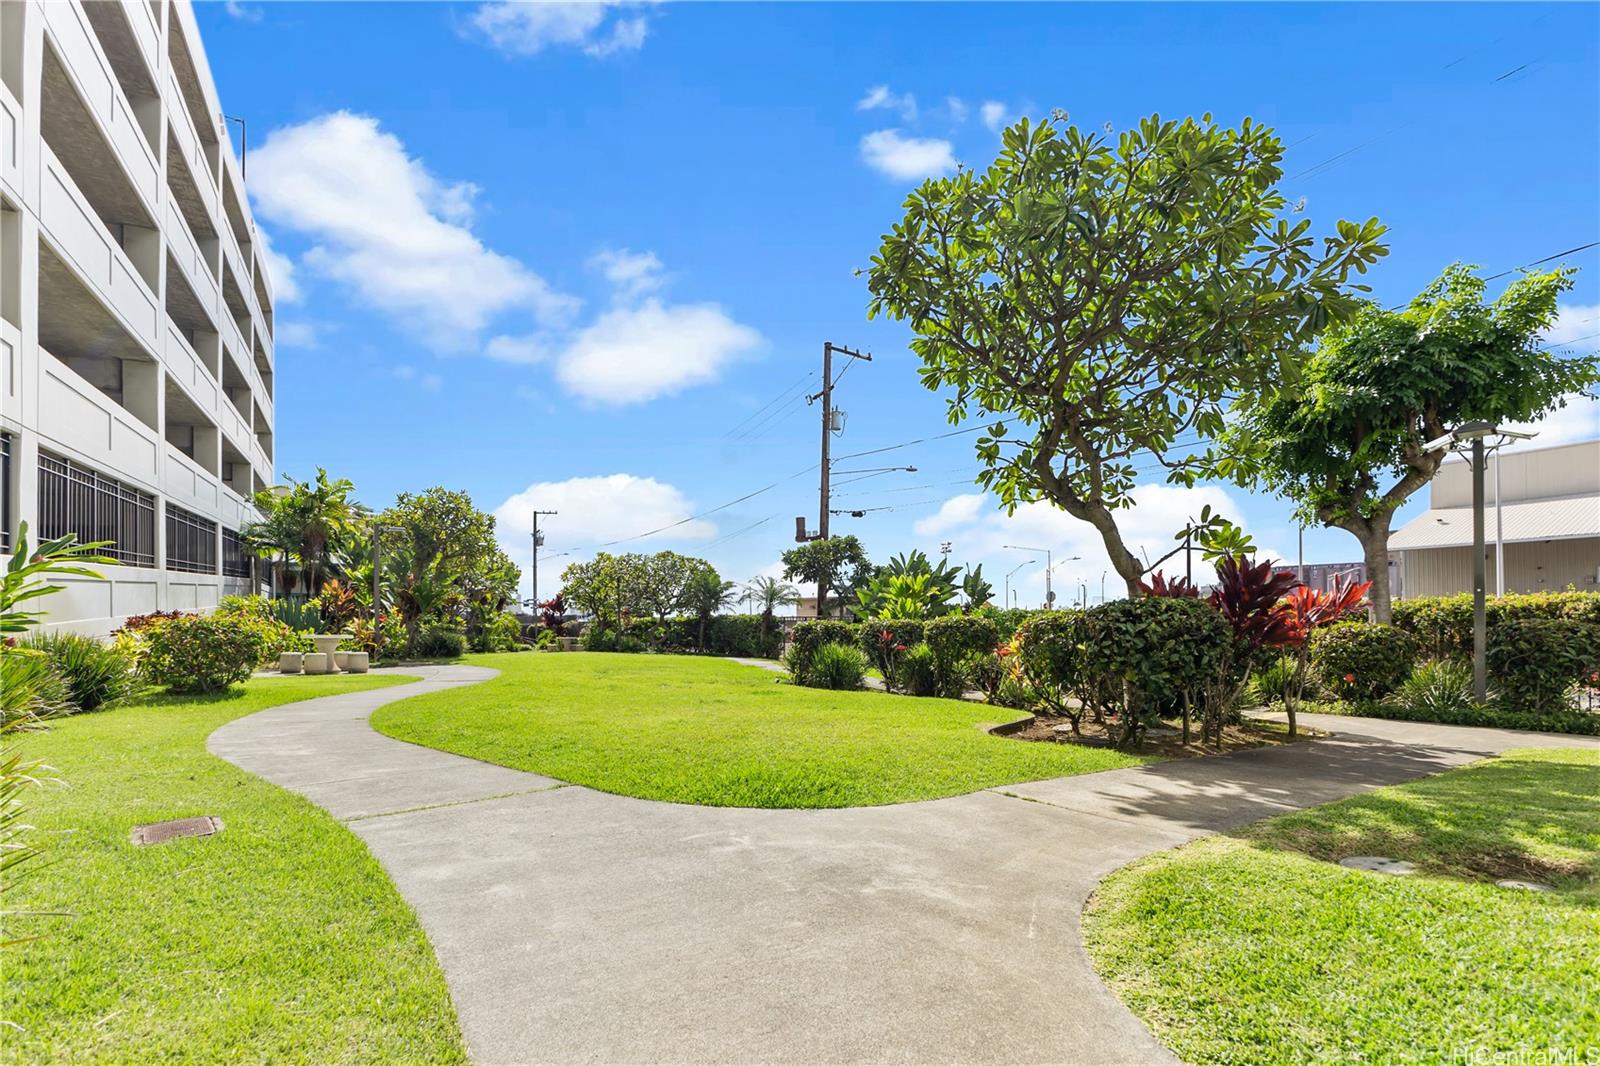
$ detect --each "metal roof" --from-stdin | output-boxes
[1389,493,1600,551]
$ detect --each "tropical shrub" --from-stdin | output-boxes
[117,609,184,632]
[1487,618,1600,715]
[410,624,468,659]
[1386,659,1476,719]
[706,614,782,658]
[17,633,137,713]
[1092,597,1233,747]
[806,642,869,691]
[1013,611,1090,731]
[1312,696,1600,736]
[974,606,1043,644]
[1310,621,1415,703]
[1391,591,1600,660]
[266,597,327,634]
[785,620,860,684]
[471,612,522,653]
[142,614,265,693]
[1249,655,1298,707]
[897,643,940,697]
[924,615,999,697]
[213,597,310,666]
[858,620,923,689]
[2,648,74,723]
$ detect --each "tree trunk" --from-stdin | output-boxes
[1050,493,1145,598]
[1353,515,1396,623]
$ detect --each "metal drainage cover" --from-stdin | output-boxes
[1338,855,1417,876]
[1496,879,1555,893]
[130,816,223,846]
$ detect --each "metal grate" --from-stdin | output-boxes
[221,526,252,578]
[37,452,156,566]
[165,503,218,574]
[130,815,223,846]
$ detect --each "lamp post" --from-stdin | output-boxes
[1423,422,1536,702]
[1004,558,1036,611]
[1003,547,1081,609]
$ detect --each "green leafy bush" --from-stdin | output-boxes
[1386,659,1476,719]
[410,624,468,659]
[141,614,265,693]
[1084,597,1232,746]
[1309,621,1415,702]
[1013,611,1089,725]
[535,628,557,648]
[897,643,940,697]
[1311,696,1599,736]
[17,633,137,712]
[1391,591,1600,660]
[924,615,999,697]
[975,606,1044,644]
[1487,618,1600,715]
[785,620,860,684]
[471,612,522,653]
[1,648,74,723]
[706,614,783,658]
[858,620,924,686]
[580,626,646,653]
[1248,655,1298,707]
[805,641,869,690]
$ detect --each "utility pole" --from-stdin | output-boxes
[530,509,558,611]
[1471,437,1487,703]
[808,341,870,618]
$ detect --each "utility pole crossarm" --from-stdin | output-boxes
[529,510,558,611]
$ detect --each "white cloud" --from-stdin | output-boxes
[859,129,956,181]
[555,298,763,405]
[393,365,443,392]
[979,100,1014,133]
[857,85,918,122]
[1502,392,1600,448]
[276,321,320,349]
[909,483,1283,604]
[1543,302,1599,348]
[946,96,969,124]
[913,493,985,537]
[590,247,665,300]
[468,1,654,58]
[485,333,550,364]
[249,111,578,350]
[256,229,300,304]
[223,0,262,21]
[494,475,717,559]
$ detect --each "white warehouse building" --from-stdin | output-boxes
[1,0,275,634]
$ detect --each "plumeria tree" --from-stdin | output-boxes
[867,112,1388,596]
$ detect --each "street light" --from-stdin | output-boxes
[1424,421,1536,702]
[1004,545,1054,607]
[1003,558,1037,611]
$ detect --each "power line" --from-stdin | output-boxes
[1482,241,1600,281]
[593,462,819,548]
[721,369,816,438]
[705,512,781,548]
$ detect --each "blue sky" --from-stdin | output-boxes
[198,1,1600,607]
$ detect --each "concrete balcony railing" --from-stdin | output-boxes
[122,0,162,81]
[165,67,221,221]
[38,142,162,352]
[42,0,161,213]
[165,197,221,309]
[162,321,221,418]
[37,344,163,490]
[163,438,222,515]
[0,79,21,195]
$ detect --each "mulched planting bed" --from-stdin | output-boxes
[1006,715,1318,757]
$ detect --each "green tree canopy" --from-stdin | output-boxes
[246,468,363,595]
[1217,263,1592,620]
[379,487,515,641]
[866,112,1388,595]
[780,536,872,618]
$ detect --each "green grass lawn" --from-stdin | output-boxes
[2,674,466,1065]
[1084,748,1600,1064]
[372,652,1145,808]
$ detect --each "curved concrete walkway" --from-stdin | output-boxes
[210,666,1597,1065]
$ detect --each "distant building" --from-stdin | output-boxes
[1293,560,1401,599]
[1388,439,1600,599]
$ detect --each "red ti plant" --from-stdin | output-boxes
[537,594,566,633]
[1202,556,1302,743]
[1275,576,1371,734]
[1139,572,1200,598]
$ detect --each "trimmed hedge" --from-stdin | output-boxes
[1311,697,1600,737]
[142,614,264,693]
[1392,591,1600,660]
[1486,617,1600,715]
[785,620,860,685]
[924,616,999,697]
[1310,621,1416,702]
